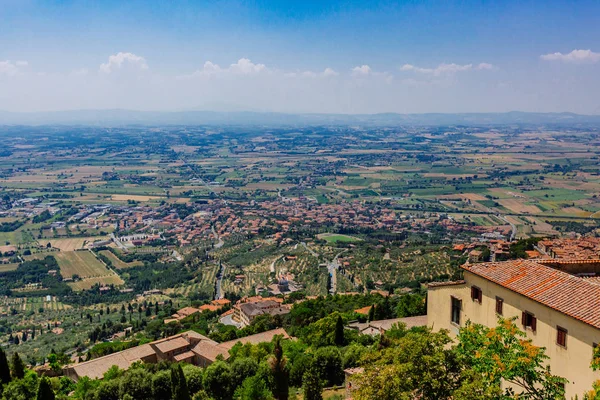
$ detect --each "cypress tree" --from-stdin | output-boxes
[367,305,375,322]
[302,362,323,400]
[171,364,190,400]
[0,348,11,385]
[11,352,25,379]
[37,376,55,400]
[334,315,345,346]
[268,336,289,400]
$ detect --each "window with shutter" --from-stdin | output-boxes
[495,297,503,315]
[522,311,536,332]
[471,286,482,303]
[557,326,567,347]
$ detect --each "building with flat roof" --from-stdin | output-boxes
[428,259,600,399]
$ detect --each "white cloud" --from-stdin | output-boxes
[0,60,27,76]
[100,52,149,73]
[229,58,267,74]
[291,68,339,78]
[476,63,494,70]
[186,58,268,78]
[540,49,600,63]
[400,62,493,76]
[201,61,222,75]
[323,67,339,77]
[351,65,371,76]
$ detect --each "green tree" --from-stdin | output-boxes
[354,328,465,400]
[342,343,367,369]
[36,376,55,400]
[235,375,274,400]
[302,312,357,347]
[171,364,191,400]
[93,379,120,400]
[313,347,344,387]
[11,352,25,380]
[1,370,39,400]
[456,318,566,399]
[203,361,234,400]
[152,370,172,400]
[231,358,258,388]
[268,336,289,400]
[119,368,152,400]
[395,293,426,318]
[182,365,204,395]
[302,362,323,400]
[367,305,375,322]
[334,315,345,346]
[0,348,11,385]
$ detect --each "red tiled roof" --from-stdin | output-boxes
[462,260,600,329]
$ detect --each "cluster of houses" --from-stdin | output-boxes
[163,297,291,329]
[537,237,600,259]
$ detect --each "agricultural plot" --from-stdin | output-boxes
[54,251,111,279]
[47,236,108,251]
[0,263,19,272]
[317,233,362,243]
[54,250,124,290]
[68,275,124,291]
[99,250,143,269]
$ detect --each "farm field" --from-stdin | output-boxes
[68,275,124,291]
[47,236,109,251]
[0,263,19,272]
[99,250,143,269]
[317,233,362,243]
[54,250,112,279]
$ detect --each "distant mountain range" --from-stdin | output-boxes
[1,109,600,126]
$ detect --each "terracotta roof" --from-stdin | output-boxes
[177,307,201,317]
[173,351,195,362]
[219,328,290,350]
[68,343,155,380]
[427,280,466,288]
[462,260,600,329]
[354,306,372,315]
[152,336,190,353]
[192,341,230,362]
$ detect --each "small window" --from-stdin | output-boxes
[495,297,504,315]
[522,311,537,332]
[451,296,462,325]
[471,286,482,303]
[557,326,567,347]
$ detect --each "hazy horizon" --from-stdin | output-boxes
[2,0,600,114]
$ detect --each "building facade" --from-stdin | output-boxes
[428,259,600,399]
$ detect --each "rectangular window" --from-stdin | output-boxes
[495,297,504,315]
[471,286,482,303]
[557,326,567,347]
[522,311,537,332]
[451,296,462,325]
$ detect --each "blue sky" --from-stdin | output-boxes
[1,0,600,114]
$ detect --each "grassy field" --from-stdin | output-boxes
[47,236,108,251]
[317,233,362,243]
[68,275,124,291]
[54,250,112,279]
[99,250,143,269]
[0,263,19,272]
